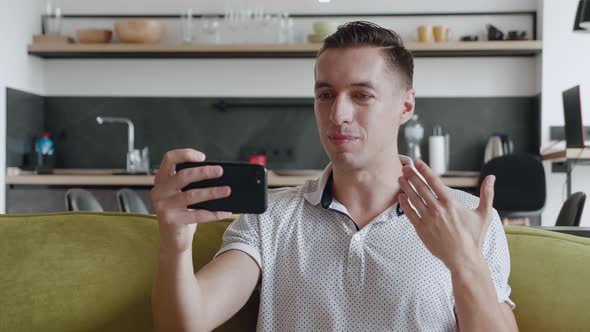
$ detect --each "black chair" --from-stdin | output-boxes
[479,154,546,221]
[116,188,149,214]
[65,188,104,212]
[555,192,586,227]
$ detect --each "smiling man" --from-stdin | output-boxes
[151,21,518,331]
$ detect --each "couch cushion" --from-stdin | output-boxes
[0,212,243,332]
[505,225,590,330]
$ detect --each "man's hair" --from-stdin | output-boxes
[319,21,414,89]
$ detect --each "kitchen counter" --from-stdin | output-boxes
[5,168,479,188]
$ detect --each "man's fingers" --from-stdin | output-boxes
[414,159,450,202]
[401,165,438,207]
[161,208,233,225]
[152,165,224,201]
[399,194,421,228]
[398,176,427,216]
[477,175,496,216]
[154,149,206,186]
[154,185,231,211]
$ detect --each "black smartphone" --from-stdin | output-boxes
[175,161,267,214]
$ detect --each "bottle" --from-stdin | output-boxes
[429,125,446,175]
[35,132,54,155]
[404,114,424,160]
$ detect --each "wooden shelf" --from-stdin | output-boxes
[27,41,543,59]
[541,148,590,161]
[5,169,479,188]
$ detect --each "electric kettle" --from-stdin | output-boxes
[484,133,513,164]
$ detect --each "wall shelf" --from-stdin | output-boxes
[27,41,543,59]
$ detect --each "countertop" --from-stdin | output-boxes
[5,168,480,188]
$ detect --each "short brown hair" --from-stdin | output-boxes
[319,21,414,89]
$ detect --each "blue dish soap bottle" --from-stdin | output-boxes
[34,132,55,173]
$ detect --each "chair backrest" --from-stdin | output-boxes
[117,188,149,214]
[65,189,104,212]
[555,192,587,227]
[479,154,546,213]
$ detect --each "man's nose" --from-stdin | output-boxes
[330,95,353,125]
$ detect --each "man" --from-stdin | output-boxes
[151,21,518,331]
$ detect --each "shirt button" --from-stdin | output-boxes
[353,234,361,241]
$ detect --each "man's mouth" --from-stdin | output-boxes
[328,134,358,146]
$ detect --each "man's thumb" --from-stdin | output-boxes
[478,175,496,215]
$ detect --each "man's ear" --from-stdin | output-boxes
[399,88,416,125]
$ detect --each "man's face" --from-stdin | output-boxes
[314,47,415,170]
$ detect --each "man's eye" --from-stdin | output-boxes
[355,93,372,100]
[317,93,332,100]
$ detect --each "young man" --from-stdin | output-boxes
[151,22,518,331]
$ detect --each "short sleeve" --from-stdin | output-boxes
[482,209,516,310]
[214,213,263,269]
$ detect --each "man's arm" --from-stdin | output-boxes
[398,159,517,332]
[150,149,261,332]
[152,249,260,332]
[452,254,517,331]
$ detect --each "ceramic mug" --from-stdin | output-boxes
[433,25,450,42]
[417,25,433,42]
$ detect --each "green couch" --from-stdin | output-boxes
[1,212,589,331]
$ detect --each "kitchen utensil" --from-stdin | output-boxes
[307,33,328,43]
[429,125,447,175]
[507,30,528,40]
[181,8,193,44]
[404,114,424,160]
[460,35,479,41]
[484,133,513,164]
[76,29,113,43]
[114,19,165,43]
[433,25,450,42]
[44,1,62,35]
[486,24,505,41]
[484,135,503,164]
[313,21,339,35]
[418,25,433,42]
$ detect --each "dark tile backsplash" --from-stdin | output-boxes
[6,88,45,167]
[7,91,540,171]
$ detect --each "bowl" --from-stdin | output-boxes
[76,29,113,43]
[114,19,165,43]
[307,33,329,44]
[313,21,339,35]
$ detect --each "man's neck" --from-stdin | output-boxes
[331,153,404,229]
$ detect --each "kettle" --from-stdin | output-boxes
[484,133,513,164]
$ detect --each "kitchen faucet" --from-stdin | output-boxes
[96,116,150,174]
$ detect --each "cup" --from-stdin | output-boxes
[180,8,193,44]
[433,25,449,43]
[417,25,433,42]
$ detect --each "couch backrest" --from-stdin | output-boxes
[504,225,590,331]
[1,213,589,332]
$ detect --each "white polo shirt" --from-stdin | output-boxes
[216,155,514,331]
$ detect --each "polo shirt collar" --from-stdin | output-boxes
[303,155,417,208]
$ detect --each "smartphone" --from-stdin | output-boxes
[175,161,267,214]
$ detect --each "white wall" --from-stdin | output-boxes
[44,0,540,97]
[0,0,46,213]
[540,0,590,226]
